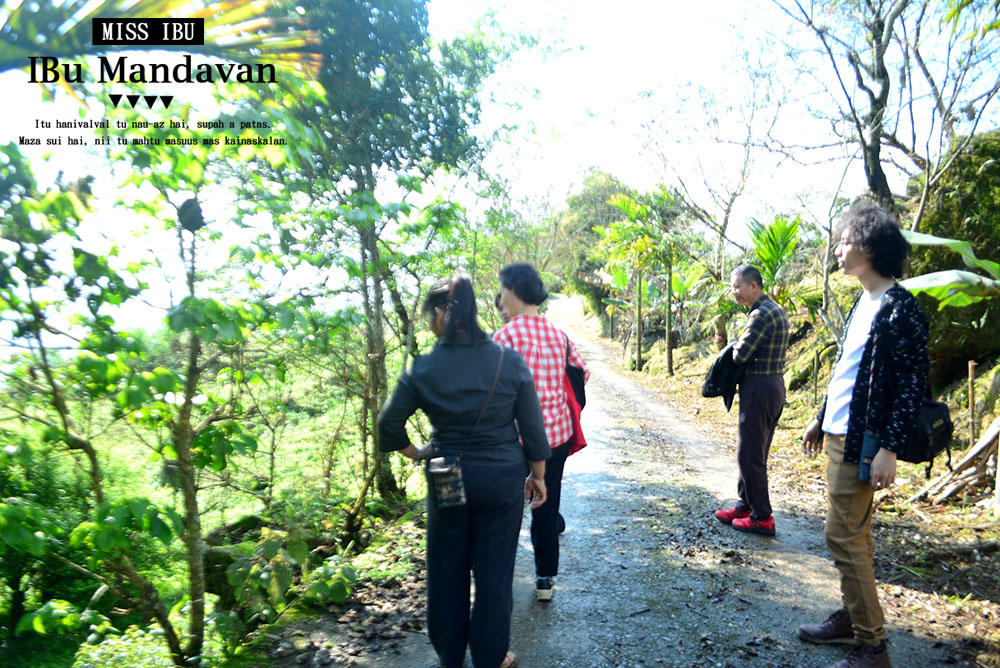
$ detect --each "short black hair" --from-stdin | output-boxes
[838,200,910,279]
[499,263,548,305]
[731,264,764,290]
[422,274,487,342]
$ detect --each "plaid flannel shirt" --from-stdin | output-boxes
[493,314,590,448]
[732,295,790,376]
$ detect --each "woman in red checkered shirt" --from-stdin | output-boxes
[494,263,589,602]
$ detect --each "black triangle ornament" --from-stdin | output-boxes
[109,94,122,108]
[144,95,157,108]
[160,96,173,109]
[126,95,140,108]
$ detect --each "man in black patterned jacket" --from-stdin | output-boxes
[799,201,929,668]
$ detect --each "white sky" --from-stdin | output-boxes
[425,0,876,242]
[1,1,851,218]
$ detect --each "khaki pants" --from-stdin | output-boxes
[824,434,885,645]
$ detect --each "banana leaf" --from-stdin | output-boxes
[902,230,1000,280]
[901,269,1000,309]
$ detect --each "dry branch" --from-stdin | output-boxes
[910,415,1000,504]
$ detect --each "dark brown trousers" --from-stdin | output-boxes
[735,373,785,520]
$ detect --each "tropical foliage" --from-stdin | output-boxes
[903,232,1000,310]
[748,214,821,318]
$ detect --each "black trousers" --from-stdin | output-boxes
[735,374,785,520]
[426,459,526,668]
[531,439,570,578]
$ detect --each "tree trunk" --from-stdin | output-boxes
[714,312,729,351]
[666,255,674,376]
[174,333,206,662]
[862,129,895,212]
[120,556,186,667]
[351,173,401,506]
[855,9,900,211]
[635,272,644,372]
[820,206,844,342]
[363,226,402,504]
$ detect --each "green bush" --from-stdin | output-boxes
[911,130,1000,276]
[910,129,1000,384]
[72,625,173,668]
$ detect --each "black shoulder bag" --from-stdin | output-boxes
[865,332,953,480]
[897,393,953,478]
[564,334,586,410]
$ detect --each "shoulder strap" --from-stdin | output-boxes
[471,347,504,434]
[564,332,571,365]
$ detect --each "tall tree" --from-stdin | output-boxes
[558,171,636,320]
[232,0,504,505]
[775,0,1000,228]
[602,188,685,372]
[640,63,782,347]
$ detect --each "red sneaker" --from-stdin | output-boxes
[714,507,750,524]
[732,515,776,536]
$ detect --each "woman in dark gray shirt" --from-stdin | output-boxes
[379,274,550,668]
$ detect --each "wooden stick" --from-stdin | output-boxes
[970,360,978,448]
[910,417,1000,503]
[947,417,1000,475]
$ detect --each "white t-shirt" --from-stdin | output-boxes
[822,291,887,435]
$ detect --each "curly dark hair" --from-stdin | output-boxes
[838,200,910,279]
[499,262,549,305]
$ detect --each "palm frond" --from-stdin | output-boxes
[749,214,801,286]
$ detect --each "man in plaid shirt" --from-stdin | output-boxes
[714,264,790,536]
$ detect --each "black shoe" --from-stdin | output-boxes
[557,513,566,534]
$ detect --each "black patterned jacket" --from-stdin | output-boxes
[816,284,929,463]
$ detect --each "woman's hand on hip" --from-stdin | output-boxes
[400,444,425,461]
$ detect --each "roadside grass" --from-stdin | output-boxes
[1,354,426,666]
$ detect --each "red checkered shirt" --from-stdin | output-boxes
[493,315,590,448]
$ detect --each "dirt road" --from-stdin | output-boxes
[494,297,949,668]
[276,296,965,667]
